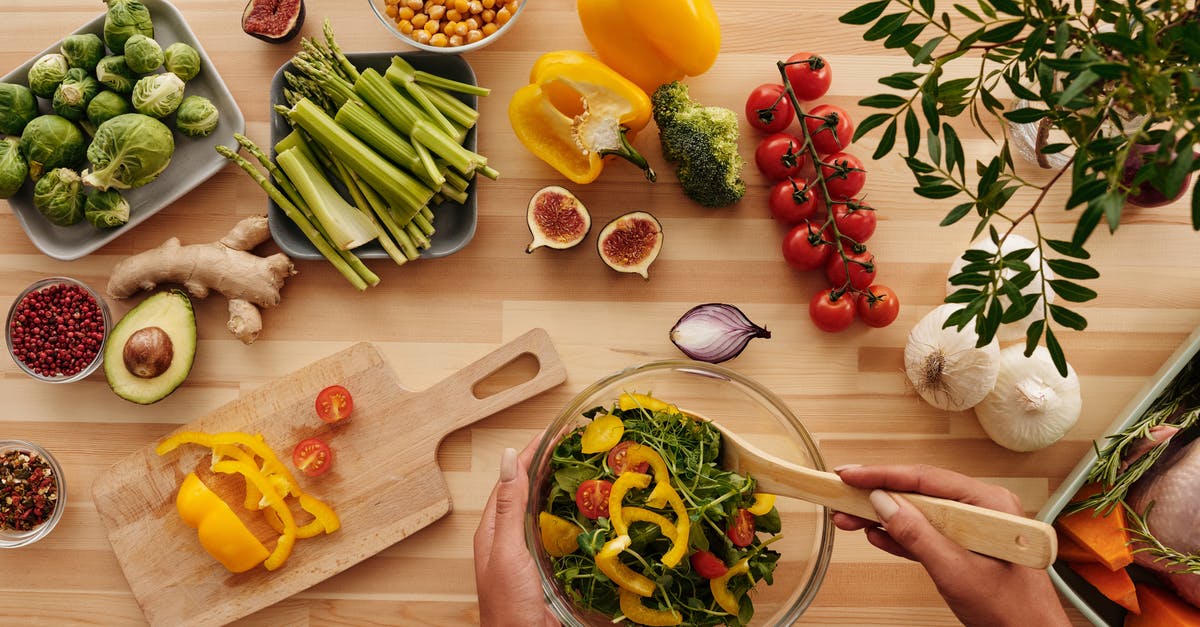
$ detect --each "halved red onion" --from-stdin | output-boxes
[669,303,770,364]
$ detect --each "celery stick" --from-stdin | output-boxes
[388,56,490,97]
[410,137,446,187]
[331,160,408,267]
[422,86,479,129]
[277,146,378,250]
[357,179,421,260]
[438,182,469,205]
[412,210,435,237]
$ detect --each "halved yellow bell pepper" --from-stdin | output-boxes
[577,0,721,94]
[711,557,752,616]
[618,587,683,626]
[596,534,657,597]
[581,411,625,454]
[509,50,655,184]
[175,472,270,574]
[539,511,583,558]
[212,459,297,571]
[610,472,652,536]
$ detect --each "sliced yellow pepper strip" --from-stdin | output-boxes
[660,484,691,568]
[622,507,677,542]
[748,493,777,516]
[175,472,270,574]
[618,393,678,415]
[596,535,656,597]
[609,472,652,536]
[539,511,583,558]
[210,443,263,510]
[299,493,340,534]
[618,587,682,626]
[710,557,752,615]
[624,443,670,481]
[158,431,303,498]
[212,459,297,571]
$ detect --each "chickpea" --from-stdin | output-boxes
[427,0,445,4]
[405,0,423,11]
[430,32,449,46]
[424,18,441,34]
[464,16,479,30]
[427,4,445,20]
[481,8,495,22]
[413,29,432,44]
[412,12,428,27]
[443,20,456,35]
[449,34,464,46]
[386,4,398,17]
[399,6,415,19]
[468,0,483,13]
[399,20,414,34]
[481,22,498,36]
[446,8,462,21]
[495,6,511,25]
[482,0,495,7]
[454,0,470,13]
[466,29,484,43]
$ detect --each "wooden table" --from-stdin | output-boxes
[2,1,1197,625]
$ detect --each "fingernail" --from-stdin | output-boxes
[869,489,899,522]
[499,448,518,483]
[832,464,861,473]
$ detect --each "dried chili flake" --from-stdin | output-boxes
[0,449,58,531]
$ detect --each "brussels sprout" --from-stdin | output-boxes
[60,33,105,72]
[163,42,201,82]
[84,188,131,228]
[175,95,219,138]
[20,115,86,181]
[0,137,28,199]
[87,90,131,127]
[103,0,154,53]
[96,56,136,94]
[52,68,101,122]
[0,83,39,136]
[27,54,70,98]
[131,72,185,118]
[83,113,174,190]
[33,167,85,227]
[123,34,163,74]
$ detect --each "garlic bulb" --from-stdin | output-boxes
[975,344,1082,452]
[945,234,1055,344]
[904,304,1001,411]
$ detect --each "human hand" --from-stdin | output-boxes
[832,464,1070,627]
[472,437,558,627]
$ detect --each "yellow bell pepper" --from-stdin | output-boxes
[175,472,270,574]
[748,493,777,516]
[596,534,657,597]
[618,587,683,626]
[609,472,652,536]
[710,557,752,616]
[581,411,625,454]
[509,50,655,185]
[622,507,677,542]
[659,484,691,568]
[577,0,721,94]
[618,393,679,415]
[539,511,583,558]
[212,459,297,571]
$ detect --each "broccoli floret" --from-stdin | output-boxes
[651,81,746,208]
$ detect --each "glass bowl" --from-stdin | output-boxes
[368,0,525,54]
[6,276,111,383]
[0,440,66,548]
[525,360,834,626]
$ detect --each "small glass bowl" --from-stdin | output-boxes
[6,276,111,383]
[0,440,66,548]
[368,0,526,54]
[525,361,834,626]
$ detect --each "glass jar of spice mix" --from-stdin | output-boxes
[0,441,65,548]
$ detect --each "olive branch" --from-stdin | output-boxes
[840,0,1200,374]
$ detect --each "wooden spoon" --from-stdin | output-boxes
[710,420,1057,569]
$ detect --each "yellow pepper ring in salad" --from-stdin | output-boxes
[618,587,683,626]
[609,471,651,536]
[595,534,657,597]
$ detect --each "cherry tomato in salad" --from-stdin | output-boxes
[782,223,832,272]
[784,52,832,101]
[690,550,729,579]
[804,104,854,155]
[292,438,334,477]
[809,288,856,333]
[755,133,807,182]
[857,284,901,328]
[825,248,876,290]
[727,508,757,547]
[575,479,614,519]
[768,178,820,224]
[744,83,795,134]
[607,440,650,475]
[820,152,867,200]
[831,200,877,243]
[315,385,353,423]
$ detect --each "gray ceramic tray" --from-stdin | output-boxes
[1036,325,1200,626]
[267,52,478,260]
[0,0,244,261]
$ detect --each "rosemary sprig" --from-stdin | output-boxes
[1125,502,1200,575]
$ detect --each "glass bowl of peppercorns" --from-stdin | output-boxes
[6,277,111,383]
[0,440,65,548]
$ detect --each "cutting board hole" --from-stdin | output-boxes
[473,352,539,399]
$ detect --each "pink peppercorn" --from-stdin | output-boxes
[8,281,107,379]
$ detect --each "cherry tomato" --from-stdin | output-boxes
[768,178,820,224]
[784,52,832,101]
[857,284,901,328]
[607,440,649,475]
[809,288,856,333]
[690,550,729,579]
[744,84,795,134]
[755,133,807,182]
[825,248,877,290]
[805,104,855,155]
[292,438,334,477]
[575,479,613,519]
[727,508,757,547]
[820,152,867,200]
[782,222,832,271]
[315,384,353,423]
[832,200,877,243]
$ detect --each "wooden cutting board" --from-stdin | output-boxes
[91,328,566,627]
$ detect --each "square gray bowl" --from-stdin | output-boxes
[0,0,245,261]
[267,52,477,260]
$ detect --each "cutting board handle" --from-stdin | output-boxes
[422,328,567,440]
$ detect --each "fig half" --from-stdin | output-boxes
[242,0,305,43]
[526,185,591,253]
[597,211,663,279]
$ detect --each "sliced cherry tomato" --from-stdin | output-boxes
[575,479,614,519]
[755,133,807,182]
[744,83,795,134]
[857,284,901,328]
[782,222,832,271]
[315,384,353,423]
[607,440,650,475]
[820,152,867,200]
[809,288,856,333]
[690,550,729,579]
[727,508,756,547]
[292,438,334,477]
[769,178,820,224]
[784,53,832,101]
[825,248,876,290]
[804,104,855,155]
[832,200,877,243]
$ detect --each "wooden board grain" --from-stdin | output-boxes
[90,328,565,627]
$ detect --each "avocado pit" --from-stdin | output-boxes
[123,326,174,379]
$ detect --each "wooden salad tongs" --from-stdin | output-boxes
[710,421,1057,569]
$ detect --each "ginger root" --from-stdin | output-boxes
[107,216,296,344]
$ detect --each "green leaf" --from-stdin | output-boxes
[1020,24,1050,57]
[878,71,924,90]
[1101,191,1124,232]
[962,249,993,262]
[1025,318,1045,355]
[887,23,927,49]
[904,108,921,156]
[864,12,910,41]
[911,36,945,66]
[954,3,984,21]
[976,0,997,18]
[873,120,899,160]
[1010,269,1037,289]
[940,202,974,226]
[1057,69,1101,106]
[949,272,992,286]
[854,112,894,142]
[1050,304,1088,331]
[1004,107,1052,123]
[916,184,962,199]
[1072,204,1104,247]
[1002,246,1035,261]
[942,123,965,177]
[921,91,940,129]
[927,128,942,164]
[1003,73,1039,100]
[1066,179,1108,209]
[980,21,1025,43]
[840,0,892,25]
[904,156,936,173]
[978,299,1002,346]
[1049,279,1098,303]
[919,0,935,14]
[1045,239,1091,259]
[1045,327,1069,376]
[946,287,982,303]
[860,94,909,109]
[1046,258,1100,280]
[1164,141,1195,204]
[990,0,1022,15]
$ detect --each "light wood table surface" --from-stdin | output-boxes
[2,1,1197,625]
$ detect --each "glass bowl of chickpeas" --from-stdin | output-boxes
[371,0,525,53]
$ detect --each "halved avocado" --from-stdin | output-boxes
[104,290,196,404]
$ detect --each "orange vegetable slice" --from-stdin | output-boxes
[1055,483,1133,570]
[1125,584,1200,626]
[1067,560,1139,614]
